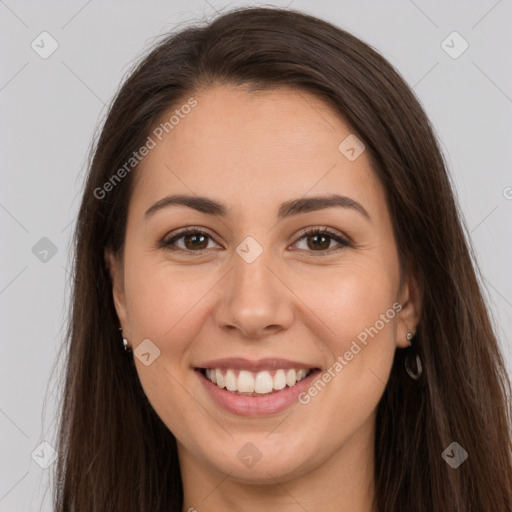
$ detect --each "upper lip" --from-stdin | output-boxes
[195,357,319,372]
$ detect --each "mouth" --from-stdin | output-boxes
[196,367,318,396]
[194,362,322,416]
[193,357,322,416]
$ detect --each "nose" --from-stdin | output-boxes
[214,246,295,339]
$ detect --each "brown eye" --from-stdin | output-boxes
[182,232,209,250]
[160,226,350,255]
[292,228,350,253]
[161,228,219,253]
[306,233,331,250]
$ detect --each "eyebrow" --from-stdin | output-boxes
[144,193,371,222]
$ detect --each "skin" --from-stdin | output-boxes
[105,84,421,512]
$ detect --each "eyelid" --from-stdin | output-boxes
[160,225,352,254]
[160,226,221,251]
[288,227,351,255]
[292,226,352,247]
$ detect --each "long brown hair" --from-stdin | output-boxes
[51,6,512,510]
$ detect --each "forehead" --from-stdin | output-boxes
[130,84,384,219]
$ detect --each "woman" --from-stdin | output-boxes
[52,6,512,511]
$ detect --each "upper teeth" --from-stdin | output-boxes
[205,368,311,394]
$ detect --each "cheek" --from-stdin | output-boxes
[123,256,215,345]
[122,259,211,437]
[289,257,399,411]
[291,256,399,346]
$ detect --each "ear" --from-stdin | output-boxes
[395,265,422,349]
[104,248,129,329]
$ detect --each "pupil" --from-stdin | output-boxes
[185,234,207,249]
[309,234,329,250]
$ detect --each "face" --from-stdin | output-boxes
[106,84,420,484]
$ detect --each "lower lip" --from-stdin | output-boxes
[195,369,321,416]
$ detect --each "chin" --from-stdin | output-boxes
[200,435,319,483]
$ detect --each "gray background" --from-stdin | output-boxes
[1,0,511,510]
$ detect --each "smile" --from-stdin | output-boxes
[195,363,322,416]
[200,367,314,396]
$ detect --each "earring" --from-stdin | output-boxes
[119,327,132,353]
[405,329,422,380]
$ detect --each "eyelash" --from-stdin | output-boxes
[159,226,351,256]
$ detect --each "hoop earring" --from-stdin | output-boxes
[119,327,132,353]
[405,329,422,380]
